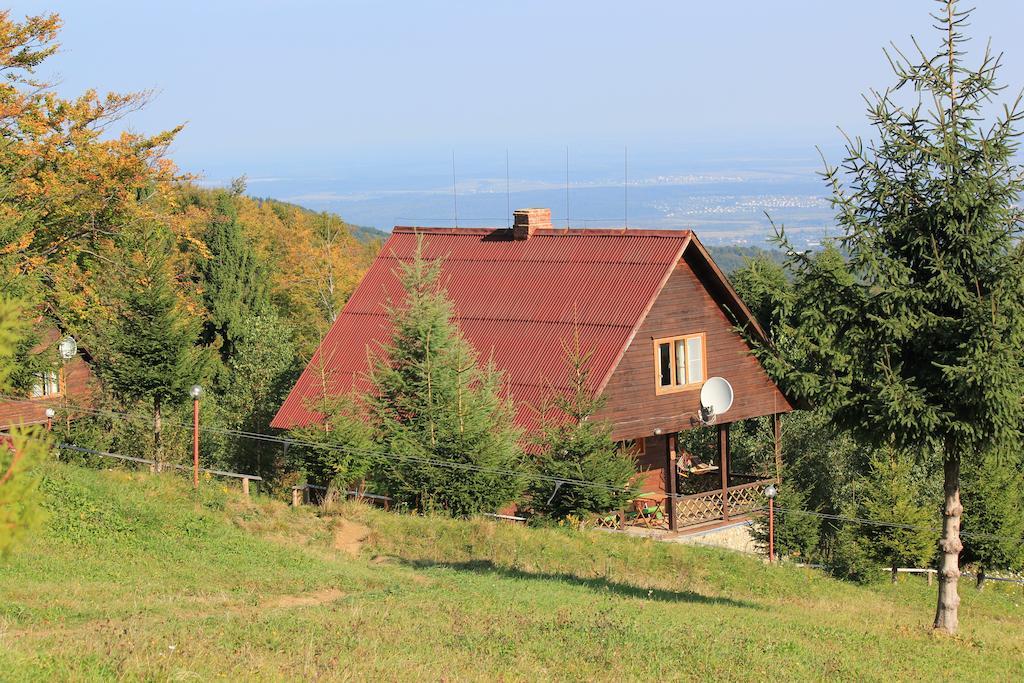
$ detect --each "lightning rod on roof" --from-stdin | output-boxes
[451,150,459,228]
[624,145,629,231]
[565,146,570,229]
[506,148,511,229]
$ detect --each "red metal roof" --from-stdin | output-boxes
[271,226,693,431]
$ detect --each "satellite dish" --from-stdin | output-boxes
[699,377,734,423]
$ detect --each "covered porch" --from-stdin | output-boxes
[612,414,782,533]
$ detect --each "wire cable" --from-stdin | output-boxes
[0,395,630,494]
[8,394,1024,545]
[771,505,1023,545]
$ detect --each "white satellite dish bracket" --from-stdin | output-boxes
[697,377,734,427]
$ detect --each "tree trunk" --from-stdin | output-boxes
[933,454,962,634]
[891,563,898,584]
[153,396,164,467]
[976,566,986,591]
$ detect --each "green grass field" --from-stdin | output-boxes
[1,463,1022,681]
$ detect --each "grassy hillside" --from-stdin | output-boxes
[1,464,1022,681]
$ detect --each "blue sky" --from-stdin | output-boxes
[11,1,1024,202]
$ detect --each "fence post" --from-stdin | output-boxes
[242,476,250,497]
[292,487,301,507]
[718,423,730,521]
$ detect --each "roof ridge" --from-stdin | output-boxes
[379,255,682,266]
[392,226,692,238]
[340,310,639,329]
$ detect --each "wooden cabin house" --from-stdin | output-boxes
[0,326,93,431]
[272,208,793,530]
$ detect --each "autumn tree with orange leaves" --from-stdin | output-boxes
[0,11,377,477]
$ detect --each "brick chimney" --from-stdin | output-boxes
[512,208,552,240]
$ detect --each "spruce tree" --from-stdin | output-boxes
[207,311,298,474]
[855,453,936,583]
[961,455,1024,589]
[756,1,1024,633]
[369,238,525,515]
[198,191,270,366]
[528,333,637,520]
[728,255,790,339]
[96,225,205,464]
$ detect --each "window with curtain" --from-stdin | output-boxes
[31,370,61,398]
[653,333,705,394]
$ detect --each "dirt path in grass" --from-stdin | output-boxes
[263,587,347,609]
[332,519,371,556]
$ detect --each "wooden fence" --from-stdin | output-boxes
[57,443,262,496]
[290,483,392,508]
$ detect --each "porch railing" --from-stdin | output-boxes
[672,479,774,529]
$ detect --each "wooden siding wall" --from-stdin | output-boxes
[637,435,668,496]
[0,329,94,430]
[599,250,792,441]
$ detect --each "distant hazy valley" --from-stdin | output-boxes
[239,153,839,249]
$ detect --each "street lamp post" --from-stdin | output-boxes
[57,336,77,432]
[764,483,778,563]
[44,407,55,432]
[190,385,203,490]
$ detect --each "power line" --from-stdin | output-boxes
[2,395,629,495]
[772,506,1022,545]
[54,442,261,481]
[9,394,1024,545]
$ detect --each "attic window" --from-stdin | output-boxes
[31,369,62,398]
[654,334,705,394]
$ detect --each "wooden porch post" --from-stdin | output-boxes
[667,432,678,531]
[773,413,782,482]
[719,422,730,521]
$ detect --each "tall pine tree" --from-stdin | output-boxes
[369,237,525,515]
[756,1,1024,633]
[96,225,205,464]
[198,191,269,366]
